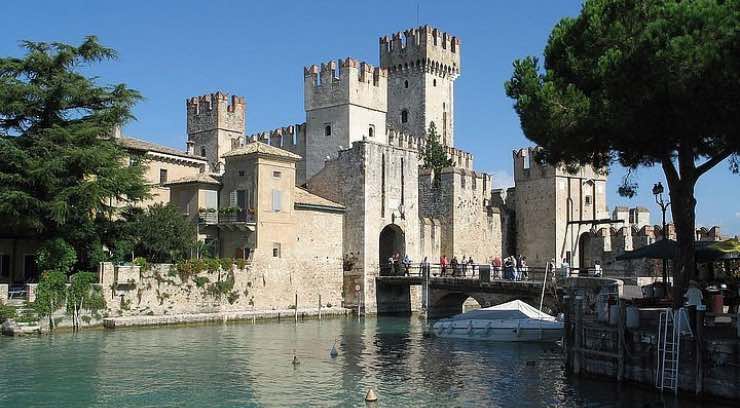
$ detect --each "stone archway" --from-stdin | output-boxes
[379,224,405,276]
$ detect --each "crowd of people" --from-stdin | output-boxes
[383,252,533,281]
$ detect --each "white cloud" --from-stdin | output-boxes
[489,170,515,189]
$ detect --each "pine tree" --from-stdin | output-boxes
[0,37,150,270]
[419,122,453,183]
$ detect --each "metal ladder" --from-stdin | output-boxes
[656,309,682,393]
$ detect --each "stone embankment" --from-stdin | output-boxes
[103,307,352,328]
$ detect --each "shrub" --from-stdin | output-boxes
[227,290,240,304]
[0,302,16,322]
[193,276,210,288]
[36,239,76,274]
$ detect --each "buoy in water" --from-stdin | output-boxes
[330,343,338,358]
[365,388,378,402]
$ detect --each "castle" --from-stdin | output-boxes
[0,26,722,313]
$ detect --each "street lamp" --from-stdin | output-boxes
[653,182,671,290]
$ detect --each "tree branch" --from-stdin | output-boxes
[695,150,732,178]
[661,156,680,187]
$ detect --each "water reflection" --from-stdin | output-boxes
[0,316,732,407]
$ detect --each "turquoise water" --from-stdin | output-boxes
[0,317,726,407]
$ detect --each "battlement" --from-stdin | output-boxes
[379,25,461,77]
[244,123,306,152]
[386,127,422,150]
[513,147,605,181]
[186,92,246,136]
[304,58,388,112]
[304,58,387,88]
[444,146,474,170]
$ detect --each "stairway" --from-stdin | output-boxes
[2,300,41,335]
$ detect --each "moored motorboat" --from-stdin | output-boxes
[432,300,563,342]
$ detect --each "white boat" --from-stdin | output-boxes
[432,300,563,342]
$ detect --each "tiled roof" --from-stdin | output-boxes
[163,173,221,186]
[118,137,205,161]
[222,141,302,160]
[294,187,344,210]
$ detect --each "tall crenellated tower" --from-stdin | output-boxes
[380,26,461,147]
[186,92,246,174]
[303,58,387,180]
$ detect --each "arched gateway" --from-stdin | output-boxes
[378,224,405,276]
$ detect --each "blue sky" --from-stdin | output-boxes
[3,1,738,235]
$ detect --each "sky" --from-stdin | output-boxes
[2,0,738,236]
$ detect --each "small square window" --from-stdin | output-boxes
[585,196,592,206]
[272,243,281,258]
[273,171,281,178]
[238,170,245,177]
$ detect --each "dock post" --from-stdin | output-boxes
[295,292,299,324]
[319,294,322,321]
[563,292,572,373]
[617,302,625,381]
[574,294,583,375]
[696,308,705,396]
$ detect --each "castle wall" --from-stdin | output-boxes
[246,124,307,185]
[418,168,500,263]
[308,141,420,313]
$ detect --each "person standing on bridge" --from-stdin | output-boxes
[440,255,449,276]
[492,256,502,279]
[421,256,430,279]
[451,256,459,277]
[403,254,412,276]
[467,256,475,277]
[393,253,401,276]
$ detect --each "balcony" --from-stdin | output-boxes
[198,211,218,225]
[217,209,256,231]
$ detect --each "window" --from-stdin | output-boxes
[585,195,592,206]
[401,110,408,123]
[404,80,409,88]
[204,190,217,211]
[324,125,332,136]
[238,170,245,177]
[433,79,437,87]
[272,190,282,212]
[273,171,282,179]
[461,174,466,189]
[272,243,282,258]
[368,125,374,138]
[159,169,168,184]
[200,146,206,157]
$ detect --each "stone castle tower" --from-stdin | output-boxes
[380,26,461,146]
[186,92,246,174]
[303,58,388,180]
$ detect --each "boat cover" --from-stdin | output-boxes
[449,300,556,322]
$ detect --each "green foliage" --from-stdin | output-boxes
[0,37,149,271]
[0,302,16,322]
[219,258,233,271]
[205,258,221,274]
[124,203,196,262]
[235,258,247,270]
[418,122,453,182]
[66,272,106,316]
[33,271,67,320]
[504,0,739,297]
[133,257,149,271]
[193,276,210,288]
[35,238,77,274]
[207,272,235,300]
[112,240,135,264]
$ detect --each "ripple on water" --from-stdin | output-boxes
[0,317,731,408]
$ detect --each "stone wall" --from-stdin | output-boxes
[308,140,420,313]
[99,257,343,318]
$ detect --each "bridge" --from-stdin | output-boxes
[374,264,563,318]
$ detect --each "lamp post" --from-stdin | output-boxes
[652,182,671,289]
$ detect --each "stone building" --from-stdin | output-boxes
[0,25,724,315]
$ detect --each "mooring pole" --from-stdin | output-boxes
[318,294,322,321]
[294,292,298,324]
[574,294,583,375]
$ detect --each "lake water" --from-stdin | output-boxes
[0,316,728,407]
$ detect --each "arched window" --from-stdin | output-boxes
[200,146,206,157]
[404,80,409,89]
[324,125,331,137]
[368,125,375,138]
[433,79,437,87]
[401,110,408,124]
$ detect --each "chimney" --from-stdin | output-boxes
[186,140,194,155]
